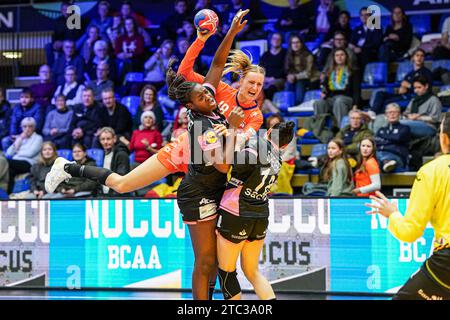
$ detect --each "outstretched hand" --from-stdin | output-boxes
[229,9,249,35]
[365,191,399,218]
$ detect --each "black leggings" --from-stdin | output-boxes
[7,159,31,193]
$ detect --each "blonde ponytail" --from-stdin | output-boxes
[222,49,265,78]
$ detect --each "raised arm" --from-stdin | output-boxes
[204,9,249,89]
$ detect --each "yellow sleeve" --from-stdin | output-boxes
[388,169,434,243]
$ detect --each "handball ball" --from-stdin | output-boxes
[194,9,219,34]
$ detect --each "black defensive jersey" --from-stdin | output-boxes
[178,85,228,196]
[220,135,282,218]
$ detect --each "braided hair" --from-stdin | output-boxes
[166,58,197,106]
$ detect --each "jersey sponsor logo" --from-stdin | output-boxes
[199,202,217,220]
[239,229,247,236]
[204,130,218,145]
[199,198,214,205]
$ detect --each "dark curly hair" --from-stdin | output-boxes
[166,58,197,106]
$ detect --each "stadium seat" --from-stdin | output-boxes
[363,62,388,87]
[12,174,30,194]
[340,115,349,129]
[121,96,140,117]
[410,15,431,37]
[240,45,261,64]
[395,61,413,83]
[272,91,295,112]
[57,149,73,161]
[129,152,135,164]
[0,188,8,199]
[87,148,104,167]
[304,90,321,102]
[124,72,144,83]
[311,144,327,158]
[432,59,450,71]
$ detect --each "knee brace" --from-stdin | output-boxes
[218,268,241,300]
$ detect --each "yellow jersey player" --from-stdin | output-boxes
[366,112,450,300]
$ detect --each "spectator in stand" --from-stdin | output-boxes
[144,40,175,88]
[276,0,313,34]
[52,40,85,86]
[86,40,118,85]
[97,127,130,197]
[336,109,373,159]
[51,66,85,107]
[324,10,352,44]
[284,34,320,104]
[52,143,98,198]
[260,32,287,101]
[0,87,11,145]
[133,85,164,132]
[433,16,450,59]
[322,138,353,196]
[0,151,9,192]
[221,0,253,40]
[85,61,114,101]
[79,26,102,64]
[5,117,43,194]
[175,37,202,72]
[401,76,442,139]
[119,0,152,47]
[349,7,383,72]
[313,0,340,42]
[126,111,162,167]
[30,64,56,112]
[161,0,192,41]
[192,0,214,16]
[375,103,411,173]
[97,88,132,146]
[85,1,112,39]
[378,6,413,63]
[45,1,86,67]
[171,107,188,141]
[314,48,360,126]
[9,142,57,199]
[368,48,433,117]
[2,89,44,151]
[352,137,381,197]
[42,94,73,149]
[320,30,359,72]
[106,14,124,51]
[115,17,145,78]
[70,88,101,148]
[179,20,197,44]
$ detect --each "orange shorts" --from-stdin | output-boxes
[157,131,190,174]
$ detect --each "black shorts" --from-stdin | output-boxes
[216,209,269,244]
[177,184,224,224]
[393,248,450,300]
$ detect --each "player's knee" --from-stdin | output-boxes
[218,268,241,300]
[242,266,257,283]
[195,254,217,275]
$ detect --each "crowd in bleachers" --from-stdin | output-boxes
[0,0,449,199]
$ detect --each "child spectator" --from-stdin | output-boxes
[322,138,353,196]
[10,141,57,199]
[352,137,381,197]
[52,143,98,198]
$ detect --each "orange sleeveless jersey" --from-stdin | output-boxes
[157,38,263,174]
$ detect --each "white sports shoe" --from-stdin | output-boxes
[45,157,73,193]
